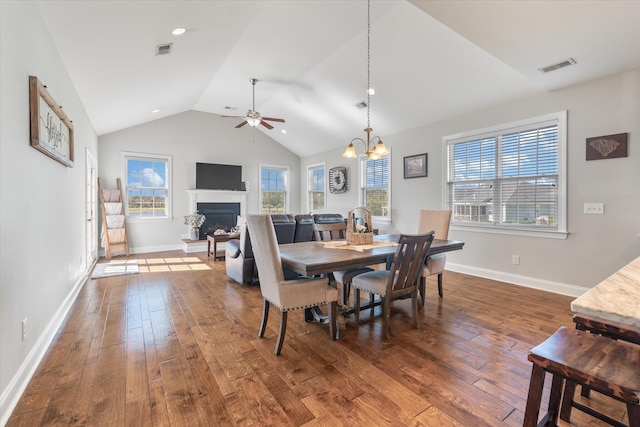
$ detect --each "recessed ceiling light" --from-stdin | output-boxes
[152,109,160,113]
[281,129,287,134]
[172,27,186,36]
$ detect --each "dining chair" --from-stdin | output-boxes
[313,222,374,307]
[246,214,339,355]
[352,232,435,339]
[417,210,452,305]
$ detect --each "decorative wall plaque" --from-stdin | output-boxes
[329,166,348,193]
[586,132,628,161]
[29,75,74,167]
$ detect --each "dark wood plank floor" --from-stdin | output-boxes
[7,250,626,426]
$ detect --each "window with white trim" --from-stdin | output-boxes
[122,152,172,220]
[260,165,289,214]
[360,153,391,221]
[307,163,325,212]
[445,111,566,234]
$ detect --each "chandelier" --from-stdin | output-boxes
[343,0,389,160]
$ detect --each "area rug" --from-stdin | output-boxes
[91,260,139,279]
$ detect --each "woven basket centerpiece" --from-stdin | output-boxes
[346,207,374,245]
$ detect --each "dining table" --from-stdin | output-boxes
[279,234,465,320]
[570,255,640,345]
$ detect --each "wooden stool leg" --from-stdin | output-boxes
[628,403,640,427]
[560,380,577,422]
[524,364,546,427]
[547,374,564,425]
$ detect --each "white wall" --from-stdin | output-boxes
[302,69,640,294]
[0,1,99,423]
[98,110,301,253]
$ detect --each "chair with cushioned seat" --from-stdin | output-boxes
[313,222,374,307]
[352,232,434,339]
[417,210,452,306]
[246,214,339,355]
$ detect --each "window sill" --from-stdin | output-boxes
[450,224,568,240]
[126,215,172,224]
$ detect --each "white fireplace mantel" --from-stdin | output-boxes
[186,189,247,217]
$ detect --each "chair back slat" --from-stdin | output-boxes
[313,222,346,241]
[388,233,434,294]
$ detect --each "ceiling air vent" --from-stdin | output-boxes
[355,101,368,109]
[155,43,173,56]
[538,58,576,74]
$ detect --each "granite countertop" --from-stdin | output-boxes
[571,256,640,329]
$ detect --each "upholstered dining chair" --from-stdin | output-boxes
[246,214,339,355]
[313,222,374,307]
[352,232,434,339]
[417,210,452,305]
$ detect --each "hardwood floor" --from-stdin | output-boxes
[7,250,626,426]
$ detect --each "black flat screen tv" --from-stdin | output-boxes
[196,163,243,191]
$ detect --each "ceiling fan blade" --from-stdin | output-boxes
[235,121,248,128]
[222,115,245,118]
[262,117,285,123]
[259,120,274,130]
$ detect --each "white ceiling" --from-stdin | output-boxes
[35,0,640,158]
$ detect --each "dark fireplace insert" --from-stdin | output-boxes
[196,202,240,240]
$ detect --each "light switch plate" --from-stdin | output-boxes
[584,203,604,214]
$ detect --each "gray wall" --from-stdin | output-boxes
[302,68,640,294]
[0,1,99,421]
[98,110,301,253]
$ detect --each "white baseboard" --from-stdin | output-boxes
[446,262,589,297]
[0,271,89,426]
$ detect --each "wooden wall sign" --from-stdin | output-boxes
[586,132,627,161]
[29,75,74,167]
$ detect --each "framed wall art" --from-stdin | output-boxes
[586,132,627,161]
[329,166,348,193]
[29,75,74,167]
[403,153,427,179]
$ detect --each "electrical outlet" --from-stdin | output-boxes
[512,255,520,265]
[584,203,604,214]
[22,318,28,340]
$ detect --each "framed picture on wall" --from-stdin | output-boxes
[29,75,74,167]
[403,153,427,179]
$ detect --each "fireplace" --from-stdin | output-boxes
[197,202,240,239]
[186,189,247,242]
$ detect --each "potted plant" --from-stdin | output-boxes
[184,211,206,240]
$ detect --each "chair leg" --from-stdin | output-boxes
[627,402,640,426]
[328,301,337,340]
[259,299,269,338]
[411,291,419,329]
[547,373,564,426]
[340,281,351,306]
[560,379,577,422]
[523,364,546,427]
[437,273,443,298]
[383,297,391,339]
[418,276,426,309]
[274,310,287,355]
[354,289,361,322]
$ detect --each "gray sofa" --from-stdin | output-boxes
[225,213,345,285]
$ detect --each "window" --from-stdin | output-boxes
[445,111,567,236]
[122,152,172,220]
[260,165,289,214]
[360,153,391,221]
[307,163,326,212]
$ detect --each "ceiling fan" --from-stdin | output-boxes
[224,78,285,129]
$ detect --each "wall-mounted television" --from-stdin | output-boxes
[196,162,244,191]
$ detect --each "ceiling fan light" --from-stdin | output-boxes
[342,143,357,158]
[246,117,261,127]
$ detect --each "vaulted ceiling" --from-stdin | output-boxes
[35,1,640,157]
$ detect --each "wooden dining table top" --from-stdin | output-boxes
[279,234,465,277]
[571,255,640,330]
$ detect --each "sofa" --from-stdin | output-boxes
[225,213,345,285]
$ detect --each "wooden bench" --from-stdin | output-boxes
[523,326,640,427]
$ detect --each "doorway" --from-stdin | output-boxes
[85,148,98,270]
